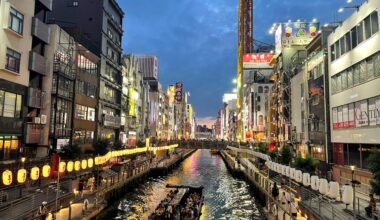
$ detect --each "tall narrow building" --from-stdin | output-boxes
[49,0,124,143]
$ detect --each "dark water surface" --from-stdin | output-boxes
[99,150,264,220]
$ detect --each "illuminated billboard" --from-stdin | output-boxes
[174,82,183,103]
[275,22,319,53]
[243,53,274,68]
[129,88,136,116]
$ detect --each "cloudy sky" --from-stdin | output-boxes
[119,0,353,125]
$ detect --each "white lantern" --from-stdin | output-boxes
[302,173,310,186]
[319,178,329,195]
[290,168,296,180]
[342,185,353,205]
[281,165,287,175]
[311,175,320,191]
[285,166,290,177]
[328,182,340,200]
[295,170,303,183]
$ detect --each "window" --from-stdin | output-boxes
[336,74,341,92]
[78,54,98,75]
[364,15,372,39]
[353,65,360,86]
[345,32,351,52]
[347,68,353,88]
[87,107,95,121]
[0,91,22,118]
[6,48,21,73]
[8,7,23,34]
[257,95,261,102]
[359,61,367,83]
[340,37,346,55]
[375,53,380,77]
[331,77,337,94]
[371,11,379,34]
[257,105,261,111]
[330,44,335,62]
[341,71,347,90]
[367,57,375,80]
[357,22,364,44]
[258,86,263,93]
[351,27,357,49]
[72,1,78,7]
[264,86,269,93]
[75,104,87,120]
[335,41,340,59]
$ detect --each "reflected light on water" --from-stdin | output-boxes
[99,149,264,219]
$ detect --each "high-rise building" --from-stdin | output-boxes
[49,0,124,143]
[135,55,158,81]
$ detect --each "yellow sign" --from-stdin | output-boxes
[17,169,27,184]
[129,88,135,116]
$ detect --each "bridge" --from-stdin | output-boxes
[177,140,230,149]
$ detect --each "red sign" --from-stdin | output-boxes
[243,53,273,68]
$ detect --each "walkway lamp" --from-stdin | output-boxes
[350,165,361,218]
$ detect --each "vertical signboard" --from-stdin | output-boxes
[174,82,183,103]
[129,88,135,116]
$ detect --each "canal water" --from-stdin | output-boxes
[99,149,264,220]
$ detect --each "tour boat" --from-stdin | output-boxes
[148,184,204,220]
[210,149,219,155]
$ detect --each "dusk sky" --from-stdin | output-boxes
[119,0,353,125]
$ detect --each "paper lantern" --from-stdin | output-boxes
[2,170,12,185]
[295,170,303,183]
[328,182,340,200]
[319,178,329,195]
[17,169,27,184]
[30,167,40,181]
[311,175,319,191]
[88,158,94,168]
[281,166,287,175]
[81,159,87,169]
[302,173,310,186]
[42,165,51,177]
[342,185,353,205]
[67,161,74,172]
[74,161,81,171]
[290,168,296,179]
[285,166,290,177]
[59,161,66,173]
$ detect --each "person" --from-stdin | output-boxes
[290,198,299,218]
[366,194,376,217]
[78,179,84,198]
[271,183,279,201]
[38,201,48,220]
[280,192,288,206]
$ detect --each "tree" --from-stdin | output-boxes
[112,141,124,150]
[269,148,279,161]
[294,154,319,174]
[280,145,292,165]
[93,139,110,156]
[368,150,380,195]
[257,142,269,154]
[60,143,83,159]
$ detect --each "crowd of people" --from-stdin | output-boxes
[271,182,299,218]
[180,192,202,219]
[151,189,179,219]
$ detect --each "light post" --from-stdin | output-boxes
[19,157,26,198]
[350,165,361,218]
[68,201,72,220]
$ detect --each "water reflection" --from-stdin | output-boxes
[100,150,264,220]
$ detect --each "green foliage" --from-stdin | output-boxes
[294,154,319,174]
[257,142,269,154]
[93,139,110,156]
[280,145,292,165]
[136,140,145,148]
[368,150,380,195]
[112,141,124,150]
[60,143,83,159]
[270,148,279,161]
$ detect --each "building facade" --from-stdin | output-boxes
[328,0,380,193]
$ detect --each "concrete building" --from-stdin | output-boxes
[0,0,52,160]
[50,0,124,143]
[328,0,380,193]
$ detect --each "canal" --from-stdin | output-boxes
[98,149,265,220]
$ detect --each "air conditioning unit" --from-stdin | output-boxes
[32,117,41,124]
[40,114,47,124]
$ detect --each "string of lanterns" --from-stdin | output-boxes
[1,144,179,186]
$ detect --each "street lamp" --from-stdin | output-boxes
[350,165,361,218]
[338,5,360,13]
[232,78,237,84]
[68,200,73,220]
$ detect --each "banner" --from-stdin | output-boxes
[243,53,273,68]
[277,22,319,49]
[174,82,183,103]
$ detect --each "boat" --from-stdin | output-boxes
[148,184,204,220]
[210,149,219,155]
